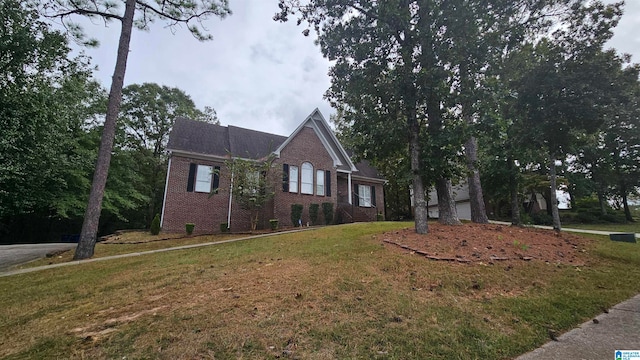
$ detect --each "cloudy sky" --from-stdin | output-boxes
[71,0,640,136]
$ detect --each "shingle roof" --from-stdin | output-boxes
[168,116,385,181]
[168,117,286,160]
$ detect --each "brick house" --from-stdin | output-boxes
[160,109,386,233]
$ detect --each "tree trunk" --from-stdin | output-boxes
[549,156,562,232]
[465,136,489,223]
[620,184,634,222]
[436,178,462,225]
[508,156,521,226]
[74,0,136,260]
[596,188,607,216]
[410,121,429,234]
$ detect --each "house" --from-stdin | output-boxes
[160,109,386,233]
[426,183,472,220]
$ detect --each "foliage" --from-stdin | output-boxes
[291,204,303,227]
[227,156,277,231]
[322,202,334,225]
[309,203,319,225]
[185,223,195,235]
[150,214,161,235]
[119,82,217,226]
[220,223,229,233]
[37,0,231,259]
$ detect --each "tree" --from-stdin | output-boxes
[275,0,577,231]
[39,0,231,259]
[0,0,105,221]
[515,1,624,230]
[226,156,277,231]
[119,83,217,226]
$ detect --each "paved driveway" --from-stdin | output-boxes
[0,243,76,272]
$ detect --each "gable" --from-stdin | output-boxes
[274,109,357,172]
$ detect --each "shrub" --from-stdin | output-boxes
[185,223,195,235]
[291,204,303,227]
[309,203,319,225]
[376,212,384,221]
[220,223,229,233]
[269,219,279,230]
[150,214,161,235]
[322,202,334,225]
[532,212,553,226]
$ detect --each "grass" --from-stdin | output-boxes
[19,231,251,268]
[563,222,640,233]
[1,222,640,359]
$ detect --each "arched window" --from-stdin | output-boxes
[301,162,313,194]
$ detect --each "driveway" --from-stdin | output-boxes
[0,243,76,272]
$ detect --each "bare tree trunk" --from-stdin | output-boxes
[508,156,521,226]
[620,184,634,222]
[436,178,462,225]
[465,136,489,223]
[410,121,429,234]
[596,189,607,216]
[74,0,136,260]
[549,156,561,232]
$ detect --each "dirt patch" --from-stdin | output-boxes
[382,223,590,265]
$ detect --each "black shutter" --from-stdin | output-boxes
[212,166,220,193]
[371,185,376,206]
[353,183,359,206]
[282,164,289,192]
[187,163,197,192]
[325,170,331,196]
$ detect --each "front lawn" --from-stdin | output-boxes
[1,222,639,359]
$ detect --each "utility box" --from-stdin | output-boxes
[609,233,637,243]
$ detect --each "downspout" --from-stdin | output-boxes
[348,172,352,205]
[159,156,172,228]
[227,166,234,230]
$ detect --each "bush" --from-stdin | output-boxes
[269,219,279,230]
[532,212,553,226]
[575,212,598,223]
[291,204,303,227]
[322,202,334,225]
[185,223,195,235]
[220,223,229,233]
[309,203,319,225]
[150,213,161,235]
[376,212,384,221]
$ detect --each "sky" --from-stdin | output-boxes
[70,0,640,137]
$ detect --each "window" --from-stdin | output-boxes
[195,165,213,193]
[301,162,313,194]
[316,169,325,196]
[358,184,372,207]
[289,165,298,193]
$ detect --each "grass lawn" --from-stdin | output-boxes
[563,222,640,234]
[1,222,640,359]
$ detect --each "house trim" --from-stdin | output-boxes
[160,156,172,228]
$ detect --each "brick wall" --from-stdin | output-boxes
[273,126,338,226]
[162,125,384,233]
[161,156,229,234]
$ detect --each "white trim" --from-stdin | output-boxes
[159,157,172,228]
[351,174,387,184]
[348,172,352,205]
[168,149,229,162]
[227,169,234,229]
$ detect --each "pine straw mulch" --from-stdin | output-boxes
[381,222,591,265]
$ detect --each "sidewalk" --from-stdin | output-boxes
[516,294,640,360]
[489,220,640,239]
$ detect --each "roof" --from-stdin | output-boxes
[168,117,286,160]
[167,111,385,182]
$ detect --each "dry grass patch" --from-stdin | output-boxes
[1,222,639,359]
